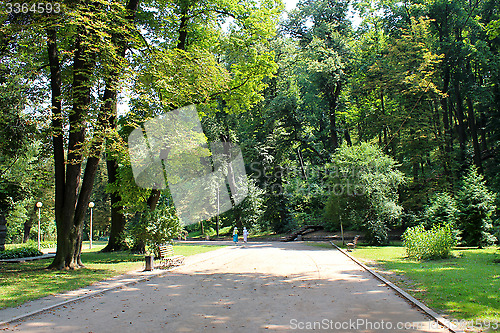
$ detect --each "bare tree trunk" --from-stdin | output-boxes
[102,87,125,252]
[438,41,452,179]
[297,147,307,179]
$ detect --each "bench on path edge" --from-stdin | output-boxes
[157,244,185,268]
[347,235,360,251]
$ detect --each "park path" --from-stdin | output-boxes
[3,242,449,332]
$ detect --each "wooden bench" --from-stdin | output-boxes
[177,230,188,241]
[347,235,360,251]
[157,244,185,268]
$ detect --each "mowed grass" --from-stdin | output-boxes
[0,242,224,309]
[350,245,500,324]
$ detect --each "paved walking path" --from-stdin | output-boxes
[1,242,449,332]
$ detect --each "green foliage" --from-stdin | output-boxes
[486,19,500,39]
[402,224,457,260]
[5,200,28,243]
[456,166,497,247]
[422,192,458,228]
[236,177,266,230]
[324,143,405,244]
[364,219,390,246]
[0,34,35,161]
[0,243,43,259]
[128,198,183,255]
[286,164,328,227]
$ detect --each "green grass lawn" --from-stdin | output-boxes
[0,243,223,309]
[348,245,500,326]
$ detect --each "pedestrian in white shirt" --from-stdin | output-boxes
[243,227,249,243]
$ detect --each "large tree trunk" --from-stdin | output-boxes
[380,91,388,151]
[177,9,189,51]
[479,112,487,152]
[102,158,127,252]
[49,29,96,269]
[344,126,352,147]
[101,84,126,252]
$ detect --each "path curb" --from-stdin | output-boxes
[0,246,233,327]
[329,241,465,333]
[0,253,56,263]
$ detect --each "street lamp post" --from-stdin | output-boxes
[216,187,219,237]
[88,202,94,249]
[36,202,43,251]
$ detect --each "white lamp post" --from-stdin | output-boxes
[88,202,94,249]
[36,202,43,251]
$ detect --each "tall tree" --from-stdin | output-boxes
[44,1,141,268]
[286,0,352,152]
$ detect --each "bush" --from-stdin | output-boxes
[0,244,43,259]
[457,166,497,247]
[402,224,456,260]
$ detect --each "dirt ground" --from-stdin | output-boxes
[2,242,450,332]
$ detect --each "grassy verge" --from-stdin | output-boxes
[0,243,223,309]
[348,245,500,326]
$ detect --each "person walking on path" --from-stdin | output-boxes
[233,227,238,244]
[243,227,248,243]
